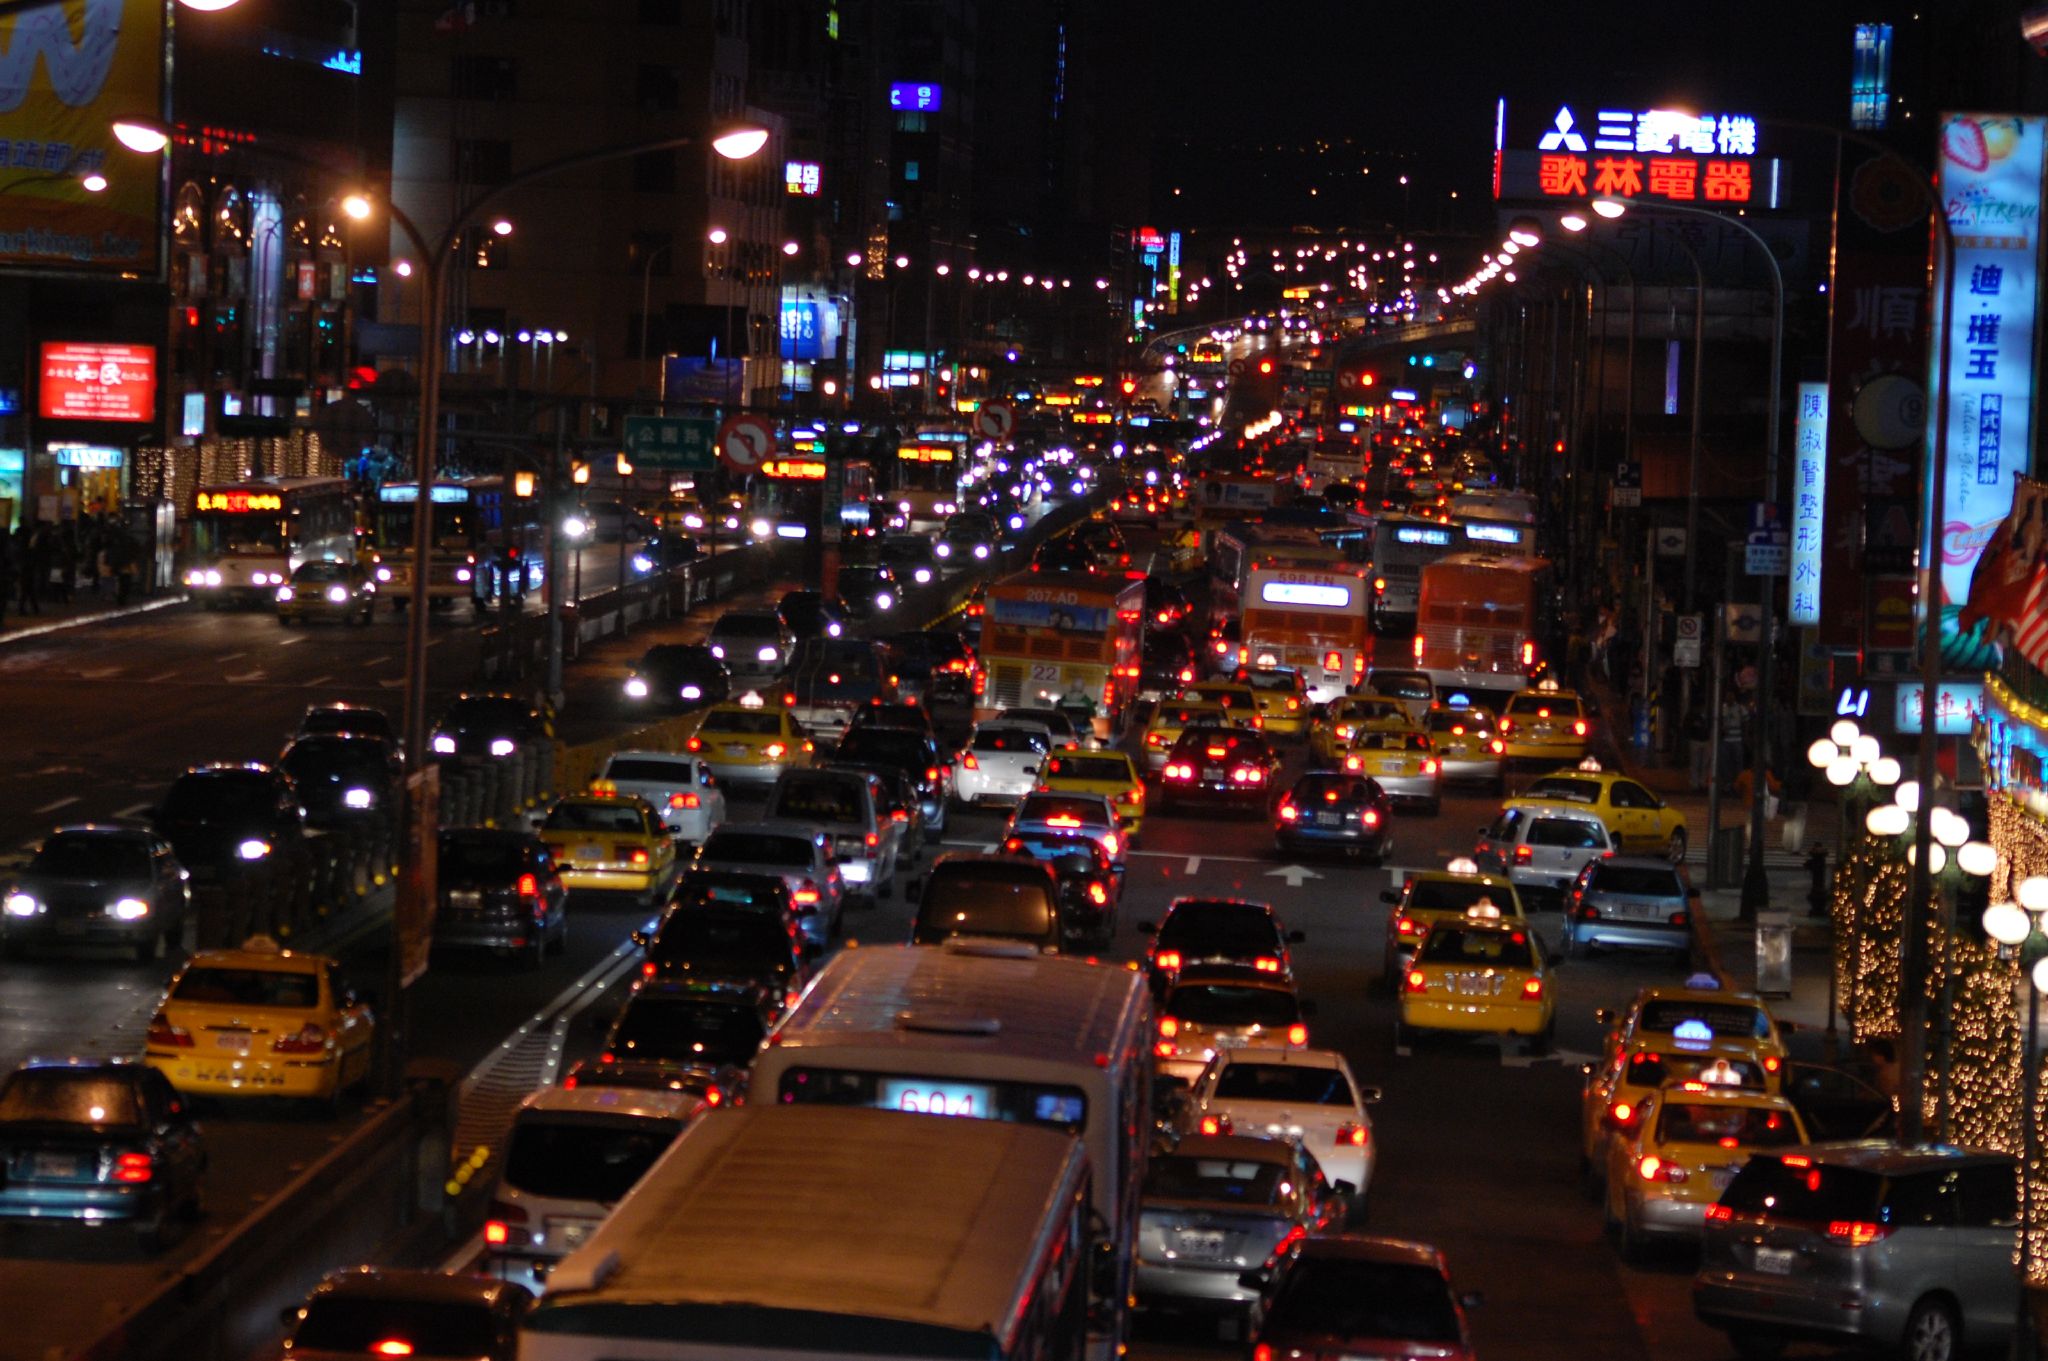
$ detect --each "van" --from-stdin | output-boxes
[763,768,896,900]
[910,853,1064,953]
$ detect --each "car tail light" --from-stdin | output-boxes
[961,752,980,769]
[484,1201,529,1246]
[1522,640,1536,667]
[1178,667,1195,684]
[146,1013,193,1048]
[1609,1101,1638,1128]
[1159,1016,1180,1039]
[1088,881,1109,906]
[1374,577,1386,592]
[1155,1040,1177,1059]
[371,1342,414,1358]
[1002,837,1026,854]
[1344,755,1362,771]
[1668,911,1689,927]
[1828,1220,1890,1246]
[1253,956,1281,973]
[686,736,702,752]
[516,873,539,898]
[114,1152,153,1184]
[628,848,650,867]
[1362,808,1381,827]
[1285,697,1300,711]
[764,742,787,759]
[1165,763,1193,780]
[1206,745,1228,759]
[1521,977,1544,1000]
[642,960,659,977]
[892,809,909,823]
[1638,1156,1688,1184]
[1704,1204,1734,1224]
[793,884,821,905]
[1421,758,1439,775]
[1279,802,1299,822]
[1581,904,1602,921]
[1574,720,1588,736]
[1762,1054,1782,1073]
[1286,1023,1308,1046]
[1323,650,1341,670]
[669,792,700,810]
[273,1023,329,1054]
[1512,844,1533,864]
[1336,1122,1369,1147]
[1395,915,1417,935]
[1200,1114,1234,1136]
[865,831,880,849]
[1155,950,1182,971]
[1403,970,1427,993]
[1254,1344,1274,1361]
[926,766,942,783]
[1491,738,1506,754]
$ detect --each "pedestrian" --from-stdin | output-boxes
[80,514,101,596]
[1805,843,1831,919]
[0,533,13,630]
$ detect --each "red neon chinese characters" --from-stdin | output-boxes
[1592,156,1644,198]
[1647,158,1698,200]
[1538,154,1588,196]
[1704,160,1752,202]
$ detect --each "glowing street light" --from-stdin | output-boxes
[711,126,771,161]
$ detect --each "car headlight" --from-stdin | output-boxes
[679,684,702,700]
[326,584,350,603]
[935,543,952,558]
[683,513,705,529]
[375,566,392,582]
[3,892,40,918]
[489,738,517,757]
[709,644,725,659]
[632,555,654,573]
[205,570,223,587]
[625,676,650,699]
[276,586,294,602]
[111,898,151,921]
[1009,515,1026,531]
[915,568,932,584]
[751,519,773,539]
[827,622,842,637]
[432,734,458,754]
[757,645,778,662]
[973,543,990,559]
[343,787,374,809]
[237,839,272,861]
[454,567,472,583]
[875,593,893,610]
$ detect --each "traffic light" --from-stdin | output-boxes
[1257,358,1273,375]
[1358,372,1375,387]
[1120,378,1138,396]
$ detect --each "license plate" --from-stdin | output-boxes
[1376,760,1405,774]
[575,844,603,861]
[213,1031,251,1052]
[548,1216,600,1250]
[31,1153,78,1178]
[1315,812,1342,828]
[1621,901,1667,921]
[1754,1247,1795,1275]
[1203,765,1223,779]
[1175,1229,1227,1259]
[724,743,750,757]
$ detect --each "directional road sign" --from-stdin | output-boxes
[974,401,1014,440]
[718,413,776,473]
[622,415,716,471]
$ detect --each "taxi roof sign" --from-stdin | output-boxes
[1445,856,1481,876]
[1465,898,1502,920]
[1683,972,1723,990]
[1577,756,1604,772]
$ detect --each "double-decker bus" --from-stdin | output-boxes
[749,944,1151,1361]
[371,475,544,613]
[891,430,968,526]
[743,455,876,541]
[1368,511,1459,631]
[1414,550,1554,700]
[978,569,1145,736]
[182,477,354,608]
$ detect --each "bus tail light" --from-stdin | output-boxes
[1353,653,1368,677]
[1324,650,1342,671]
[1522,640,1536,667]
[1413,634,1425,660]
[515,873,539,898]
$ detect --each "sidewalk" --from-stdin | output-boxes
[0,585,187,643]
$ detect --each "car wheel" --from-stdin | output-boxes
[526,931,547,970]
[1902,1296,1960,1361]
[1666,827,1688,864]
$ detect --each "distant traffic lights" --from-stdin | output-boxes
[1120,378,1138,396]
[1257,358,1273,375]
[1358,372,1375,387]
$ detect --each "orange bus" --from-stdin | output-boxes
[978,569,1145,737]
[1413,551,1553,699]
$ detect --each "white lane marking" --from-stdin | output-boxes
[1266,864,1322,887]
[1185,856,1202,874]
[276,633,305,646]
[303,674,332,687]
[379,677,405,688]
[225,670,267,683]
[219,652,246,662]
[364,654,390,666]
[0,595,188,645]
[112,802,152,819]
[425,638,443,649]
[145,670,176,682]
[540,1014,574,1088]
[32,796,79,814]
[78,666,122,679]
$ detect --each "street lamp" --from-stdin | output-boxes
[1982,872,2048,1352]
[1808,718,1902,1054]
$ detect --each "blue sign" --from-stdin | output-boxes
[780,301,822,361]
[889,82,942,112]
[1790,382,1828,625]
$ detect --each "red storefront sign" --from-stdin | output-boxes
[39,343,156,422]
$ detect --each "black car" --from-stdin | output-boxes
[662,868,803,933]
[639,906,811,1005]
[882,633,976,703]
[1143,576,1193,632]
[833,726,950,835]
[843,697,939,741]
[1030,535,1097,574]
[1141,630,1201,697]
[879,534,941,587]
[275,558,377,626]
[632,531,700,576]
[999,830,1121,948]
[152,763,310,883]
[431,692,553,763]
[1,825,191,961]
[296,702,397,746]
[909,853,1065,954]
[558,1055,749,1104]
[433,828,570,967]
[776,590,851,641]
[935,513,998,567]
[278,734,403,829]
[600,980,778,1068]
[1275,771,1394,863]
[0,1060,204,1249]
[836,564,902,619]
[281,1268,533,1361]
[1138,896,1305,993]
[622,643,731,711]
[1157,726,1283,811]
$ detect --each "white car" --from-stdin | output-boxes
[1183,1047,1380,1217]
[595,750,727,845]
[954,722,1053,808]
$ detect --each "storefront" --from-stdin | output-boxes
[0,449,22,529]
[37,442,127,521]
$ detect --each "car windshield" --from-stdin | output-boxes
[438,835,526,880]
[1267,1258,1460,1344]
[1367,674,1434,701]
[1168,984,1300,1028]
[1159,705,1224,727]
[1591,865,1686,897]
[917,880,1055,941]
[1656,1101,1803,1147]
[1159,905,1280,955]
[291,561,350,582]
[1292,775,1378,803]
[650,912,790,970]
[1240,671,1299,693]
[610,997,765,1066]
[1721,1158,1883,1222]
[700,832,812,868]
[1017,795,1107,826]
[1624,1051,1766,1090]
[171,966,319,1008]
[1405,878,1511,914]
[711,614,780,639]
[544,803,650,835]
[1354,732,1429,753]
[283,744,389,785]
[1213,1063,1354,1106]
[974,728,1048,754]
[1637,1000,1772,1040]
[700,710,783,735]
[0,1072,143,1128]
[445,698,535,728]
[503,1114,683,1203]
[299,708,392,739]
[1043,755,1131,783]
[1524,777,1601,804]
[1145,1154,1286,1206]
[641,645,710,670]
[605,758,693,784]
[291,1301,498,1356]
[670,873,787,913]
[1418,928,1534,968]
[160,774,275,821]
[770,779,862,823]
[1529,817,1604,849]
[31,834,151,879]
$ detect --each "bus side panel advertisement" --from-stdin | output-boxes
[989,597,1111,633]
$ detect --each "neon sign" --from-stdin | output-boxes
[195,491,283,513]
[1394,526,1453,546]
[898,445,955,463]
[783,160,821,196]
[1465,523,1523,545]
[760,458,826,479]
[1498,100,1775,208]
[888,82,942,112]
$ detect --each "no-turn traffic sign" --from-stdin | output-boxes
[718,414,775,473]
[975,401,1014,440]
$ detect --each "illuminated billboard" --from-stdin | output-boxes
[39,342,155,422]
[888,82,942,112]
[1493,98,1781,209]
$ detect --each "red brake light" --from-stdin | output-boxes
[926,766,941,782]
[1762,1055,1782,1073]
[1573,720,1588,736]
[1088,881,1109,906]
[1200,1113,1234,1136]
[146,1013,193,1048]
[114,1152,153,1184]
[1421,758,1439,775]
[1254,1345,1275,1361]
[1253,956,1281,973]
[1336,1121,1369,1148]
[764,742,787,759]
[1781,1154,1811,1168]
[1286,1023,1308,1046]
[1609,1101,1637,1126]
[686,737,702,752]
[515,872,539,897]
[1638,1155,1687,1184]
[628,848,650,867]
[1704,1204,1734,1224]
[1522,976,1544,1000]
[371,1344,415,1359]
[1279,802,1299,822]
[793,886,821,905]
[1395,915,1417,935]
[1323,650,1341,670]
[1828,1220,1890,1246]
[1412,634,1425,660]
[1522,640,1536,666]
[1156,950,1182,971]
[961,752,979,769]
[273,1023,329,1054]
[1363,808,1380,826]
[668,792,700,810]
[1403,970,1427,993]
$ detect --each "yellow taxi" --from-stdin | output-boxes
[1603,1076,1808,1261]
[1422,702,1506,787]
[1497,680,1590,762]
[1380,857,1525,985]
[686,697,814,786]
[1580,978,1789,1175]
[1178,680,1263,729]
[1036,748,1147,840]
[1340,728,1442,813]
[1311,694,1417,764]
[539,793,678,905]
[145,935,374,1106]
[1230,665,1311,736]
[1516,757,1690,861]
[1396,904,1554,1054]
[1143,698,1236,772]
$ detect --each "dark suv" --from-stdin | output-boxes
[152,763,310,883]
[910,854,1065,953]
[278,734,403,829]
[600,980,778,1068]
[430,693,553,764]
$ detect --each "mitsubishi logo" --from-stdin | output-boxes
[1538,106,1588,153]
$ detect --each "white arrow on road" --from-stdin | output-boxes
[1499,1045,1604,1071]
[1265,864,1322,888]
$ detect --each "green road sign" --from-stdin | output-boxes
[623,415,717,470]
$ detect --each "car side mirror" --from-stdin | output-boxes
[1286,929,1306,944]
[1357,1085,1383,1106]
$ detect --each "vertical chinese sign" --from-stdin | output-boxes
[0,0,165,274]
[1933,113,2046,660]
[1791,382,1828,625]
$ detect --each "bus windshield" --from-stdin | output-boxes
[190,512,284,556]
[375,500,480,553]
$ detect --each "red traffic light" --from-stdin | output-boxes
[346,364,379,389]
[1257,359,1273,375]
[1120,378,1137,396]
[1359,372,1375,387]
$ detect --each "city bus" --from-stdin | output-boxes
[978,568,1145,735]
[182,476,354,608]
[750,943,1152,1361]
[1414,550,1554,700]
[1242,560,1374,703]
[1368,511,1459,631]
[1210,521,1348,625]
[1304,438,1369,495]
[744,455,876,541]
[527,1104,1099,1361]
[372,475,544,613]
[893,430,968,526]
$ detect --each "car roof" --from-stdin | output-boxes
[1167,896,1277,916]
[41,823,152,841]
[1591,855,1687,874]
[1402,868,1518,891]
[311,1266,521,1307]
[1213,1047,1345,1072]
[1501,801,1608,824]
[181,941,324,973]
[607,749,697,765]
[1632,983,1769,1009]
[1786,1141,2017,1174]
[517,1084,702,1123]
[1291,1235,1447,1270]
[710,820,823,846]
